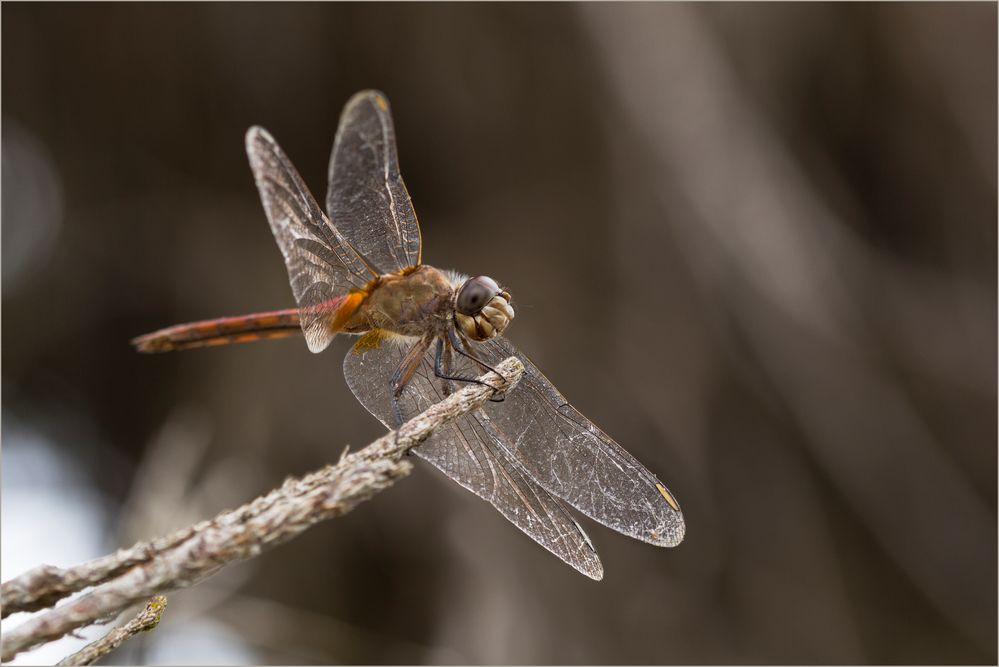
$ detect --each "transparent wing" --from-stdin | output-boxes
[326,90,422,274]
[246,127,375,353]
[345,335,604,580]
[345,334,685,548]
[476,337,685,546]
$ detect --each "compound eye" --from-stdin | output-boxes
[457,276,499,315]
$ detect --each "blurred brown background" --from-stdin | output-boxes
[2,3,995,664]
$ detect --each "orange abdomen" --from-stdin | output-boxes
[132,309,302,352]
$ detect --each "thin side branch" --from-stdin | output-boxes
[1,356,523,663]
[55,596,168,666]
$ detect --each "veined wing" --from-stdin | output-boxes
[344,335,604,580]
[246,127,375,353]
[473,337,685,547]
[345,333,684,549]
[326,90,422,274]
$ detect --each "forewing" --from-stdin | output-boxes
[470,337,686,547]
[327,90,422,273]
[246,127,374,353]
[344,336,604,580]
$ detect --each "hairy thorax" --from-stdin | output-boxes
[345,265,454,337]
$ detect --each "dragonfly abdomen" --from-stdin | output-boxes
[132,308,301,352]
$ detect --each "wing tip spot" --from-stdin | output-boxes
[656,482,681,512]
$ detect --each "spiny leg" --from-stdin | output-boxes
[444,328,508,403]
[433,337,499,393]
[438,338,456,397]
[447,327,508,377]
[389,334,434,433]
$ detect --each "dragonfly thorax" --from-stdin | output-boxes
[348,266,456,338]
[452,275,515,341]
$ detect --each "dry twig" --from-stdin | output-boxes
[1,356,523,663]
[55,596,168,666]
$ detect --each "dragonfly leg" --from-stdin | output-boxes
[446,328,508,403]
[389,334,434,432]
[387,373,403,432]
[389,394,405,434]
[434,335,503,400]
[437,338,456,397]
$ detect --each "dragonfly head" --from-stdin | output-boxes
[454,275,514,341]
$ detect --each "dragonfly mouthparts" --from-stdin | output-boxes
[455,291,515,341]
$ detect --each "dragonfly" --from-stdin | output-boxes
[133,90,685,580]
